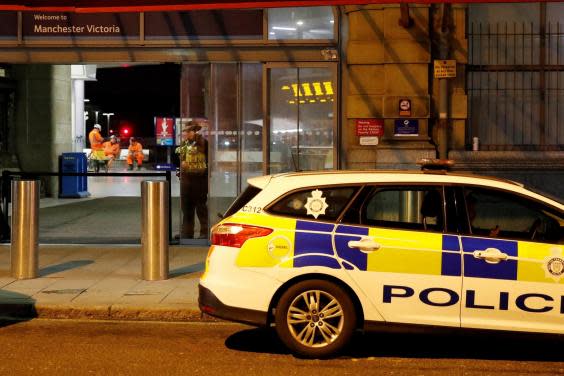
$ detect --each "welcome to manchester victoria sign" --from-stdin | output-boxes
[0,9,265,41]
[25,12,138,38]
[32,13,122,34]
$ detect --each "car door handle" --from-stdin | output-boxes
[348,236,381,253]
[472,248,508,264]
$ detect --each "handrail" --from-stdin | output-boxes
[0,170,173,243]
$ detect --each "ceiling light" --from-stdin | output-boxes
[308,29,332,35]
[272,26,296,31]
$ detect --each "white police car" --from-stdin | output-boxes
[199,168,564,358]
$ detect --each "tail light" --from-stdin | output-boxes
[211,223,273,248]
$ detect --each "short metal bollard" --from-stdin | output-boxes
[141,180,169,280]
[11,179,40,279]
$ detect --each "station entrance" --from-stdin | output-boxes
[3,61,337,244]
[180,62,337,243]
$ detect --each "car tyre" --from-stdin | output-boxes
[274,279,356,359]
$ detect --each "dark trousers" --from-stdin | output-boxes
[180,173,208,238]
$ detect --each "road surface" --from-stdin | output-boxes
[0,319,562,375]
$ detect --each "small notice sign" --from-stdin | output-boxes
[394,119,419,136]
[356,119,384,137]
[434,60,457,79]
[360,137,379,146]
[398,99,411,117]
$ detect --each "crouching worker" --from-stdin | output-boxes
[103,135,120,170]
[127,137,144,170]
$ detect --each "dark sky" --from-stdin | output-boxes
[85,63,181,142]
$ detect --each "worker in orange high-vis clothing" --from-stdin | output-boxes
[88,124,105,172]
[102,135,120,169]
[127,137,144,170]
[88,124,104,153]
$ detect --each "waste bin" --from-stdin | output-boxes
[59,152,90,198]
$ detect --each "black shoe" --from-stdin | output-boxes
[137,166,141,171]
[128,165,133,171]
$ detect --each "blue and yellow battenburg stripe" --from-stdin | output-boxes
[234,215,562,284]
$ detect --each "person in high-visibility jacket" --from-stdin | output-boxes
[127,137,144,170]
[175,122,208,239]
[102,135,120,169]
[88,124,105,172]
[88,124,104,158]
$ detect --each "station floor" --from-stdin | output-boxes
[35,171,186,244]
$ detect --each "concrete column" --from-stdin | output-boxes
[14,65,73,196]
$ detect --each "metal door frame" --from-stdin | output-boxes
[263,62,339,175]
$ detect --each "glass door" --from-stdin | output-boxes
[266,64,337,174]
[178,62,335,243]
[179,63,263,244]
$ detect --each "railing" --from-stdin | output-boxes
[467,18,564,151]
[0,170,173,244]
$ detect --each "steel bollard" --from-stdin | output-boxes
[11,179,40,279]
[141,180,169,280]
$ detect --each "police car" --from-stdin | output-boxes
[199,167,564,358]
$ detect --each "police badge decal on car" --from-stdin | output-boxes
[543,247,564,282]
[305,189,329,219]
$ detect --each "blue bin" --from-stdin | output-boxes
[59,153,90,198]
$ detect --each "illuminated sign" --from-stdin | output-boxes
[282,81,334,105]
[155,117,175,146]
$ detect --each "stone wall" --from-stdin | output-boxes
[342,4,468,170]
[342,4,434,170]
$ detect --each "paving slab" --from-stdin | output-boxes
[0,244,211,322]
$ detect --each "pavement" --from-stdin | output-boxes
[0,244,213,322]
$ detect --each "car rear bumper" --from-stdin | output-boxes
[198,284,269,327]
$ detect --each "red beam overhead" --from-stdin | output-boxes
[0,0,554,13]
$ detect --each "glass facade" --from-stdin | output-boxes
[0,6,338,245]
[268,7,334,40]
[178,62,336,242]
[269,66,335,173]
[179,63,266,242]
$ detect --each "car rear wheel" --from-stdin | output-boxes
[274,279,356,358]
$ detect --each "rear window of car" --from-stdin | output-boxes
[223,185,262,218]
[267,186,358,221]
